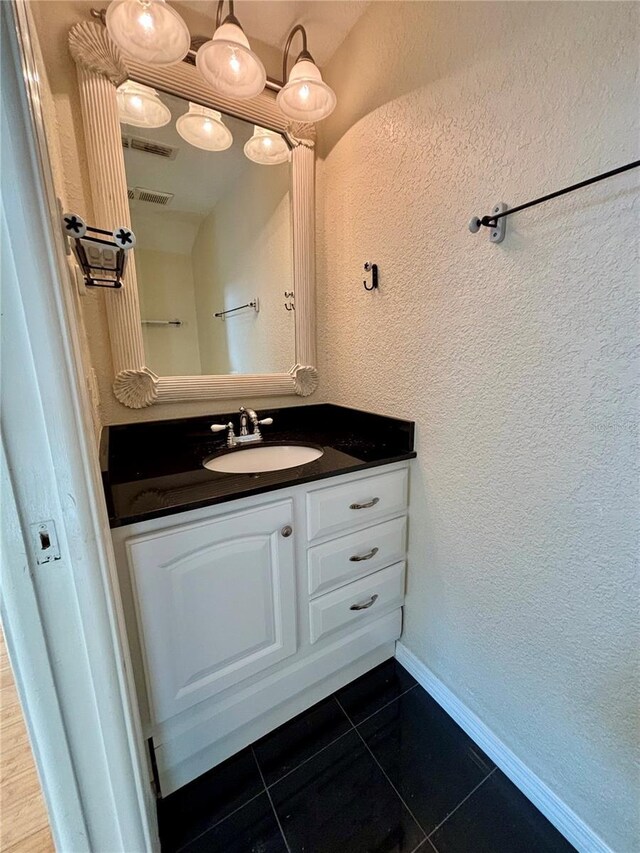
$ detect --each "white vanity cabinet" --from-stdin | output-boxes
[125,500,297,724]
[112,460,410,795]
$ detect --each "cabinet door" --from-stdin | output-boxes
[126,500,296,724]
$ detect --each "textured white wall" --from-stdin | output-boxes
[317,3,639,850]
[130,207,202,257]
[191,210,231,375]
[136,248,202,375]
[192,160,295,375]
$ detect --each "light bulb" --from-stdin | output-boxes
[106,0,190,66]
[196,21,266,99]
[176,103,233,151]
[116,80,171,127]
[138,10,153,30]
[244,125,290,165]
[277,58,336,122]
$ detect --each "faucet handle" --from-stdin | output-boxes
[258,418,273,426]
[210,421,236,448]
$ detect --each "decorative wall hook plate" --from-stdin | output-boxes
[468,202,507,244]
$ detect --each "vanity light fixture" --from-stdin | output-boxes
[277,25,336,123]
[196,0,266,100]
[244,126,290,165]
[98,3,337,121]
[105,0,190,66]
[176,103,233,151]
[116,80,171,127]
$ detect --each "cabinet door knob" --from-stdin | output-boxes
[350,594,379,611]
[349,497,380,510]
[281,525,293,537]
[349,547,379,562]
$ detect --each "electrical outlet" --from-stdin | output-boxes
[79,239,119,271]
[30,520,61,565]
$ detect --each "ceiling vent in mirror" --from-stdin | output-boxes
[121,134,179,160]
[131,187,174,206]
[127,187,135,199]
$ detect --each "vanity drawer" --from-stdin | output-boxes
[308,516,407,596]
[306,467,409,541]
[309,561,405,644]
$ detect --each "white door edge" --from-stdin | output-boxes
[1,2,156,849]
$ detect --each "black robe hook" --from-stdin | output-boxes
[363,262,378,291]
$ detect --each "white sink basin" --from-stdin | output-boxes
[204,444,324,474]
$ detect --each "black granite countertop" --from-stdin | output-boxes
[102,403,416,528]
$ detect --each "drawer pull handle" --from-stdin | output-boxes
[349,547,379,562]
[350,594,379,611]
[350,497,380,510]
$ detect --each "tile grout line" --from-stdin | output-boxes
[351,682,419,727]
[170,671,490,853]
[414,836,440,853]
[426,766,497,841]
[334,695,428,846]
[266,727,355,790]
[263,693,357,789]
[251,745,292,853]
[173,790,266,853]
[175,678,422,851]
[259,679,419,791]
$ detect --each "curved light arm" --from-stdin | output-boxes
[216,0,240,29]
[281,24,313,84]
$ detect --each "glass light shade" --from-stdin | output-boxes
[196,21,266,99]
[116,80,171,127]
[276,58,336,122]
[106,0,190,66]
[244,126,290,165]
[176,103,233,151]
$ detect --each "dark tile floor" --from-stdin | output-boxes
[158,659,576,853]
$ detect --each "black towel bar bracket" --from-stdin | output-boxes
[214,299,259,319]
[469,159,640,244]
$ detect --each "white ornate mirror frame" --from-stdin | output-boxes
[68,21,317,409]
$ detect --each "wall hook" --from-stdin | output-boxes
[284,290,295,310]
[363,262,378,291]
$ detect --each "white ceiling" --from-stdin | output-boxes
[177,0,369,67]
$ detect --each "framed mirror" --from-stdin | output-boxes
[68,21,317,408]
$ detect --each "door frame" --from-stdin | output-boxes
[1,2,156,849]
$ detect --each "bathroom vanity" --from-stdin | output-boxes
[62,15,418,802]
[103,404,415,794]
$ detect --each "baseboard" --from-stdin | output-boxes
[395,643,611,853]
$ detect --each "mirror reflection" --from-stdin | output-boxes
[121,87,295,376]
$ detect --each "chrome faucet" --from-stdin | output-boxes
[237,407,273,443]
[210,407,273,447]
[238,406,254,437]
